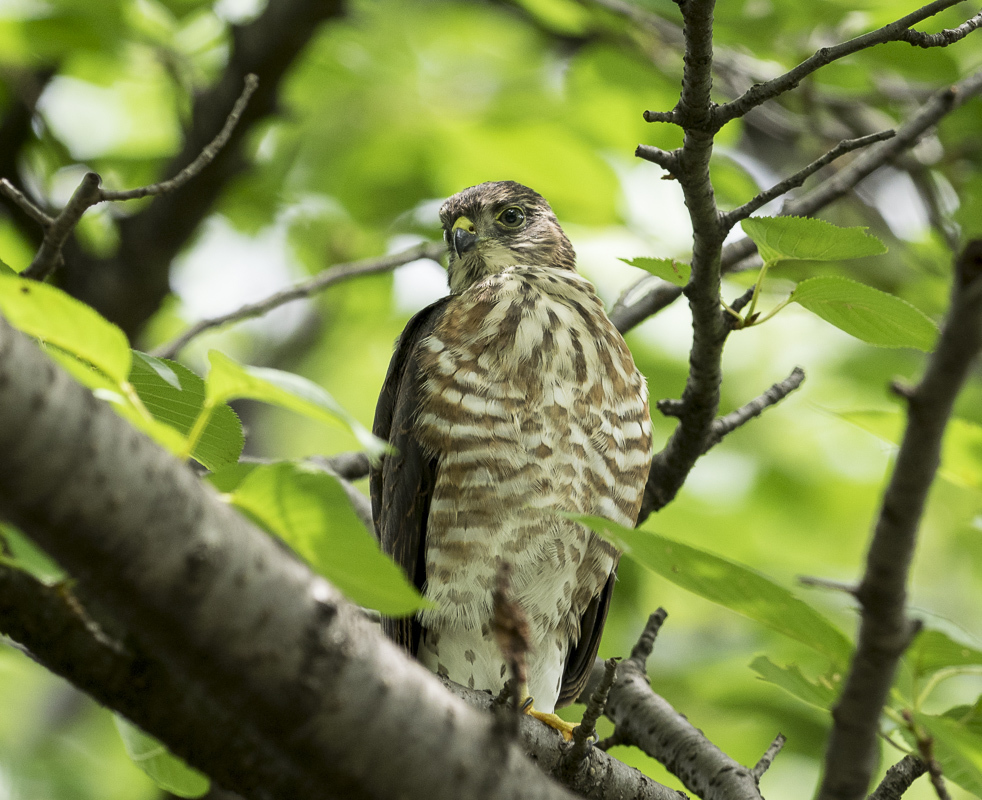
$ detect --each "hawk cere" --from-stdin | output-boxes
[371,181,652,735]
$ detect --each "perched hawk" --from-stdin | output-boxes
[371,181,652,733]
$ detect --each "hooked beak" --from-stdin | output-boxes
[451,216,478,258]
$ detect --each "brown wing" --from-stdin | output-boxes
[370,297,450,656]
[556,559,618,708]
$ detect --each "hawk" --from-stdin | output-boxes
[371,181,652,735]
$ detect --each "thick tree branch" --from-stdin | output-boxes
[715,0,973,126]
[0,316,598,800]
[154,241,445,359]
[636,0,729,525]
[58,0,346,339]
[816,240,982,800]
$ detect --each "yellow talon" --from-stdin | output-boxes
[520,691,578,741]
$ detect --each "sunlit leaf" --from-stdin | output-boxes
[790,277,938,351]
[749,655,840,709]
[0,273,131,382]
[620,257,691,287]
[229,462,428,615]
[204,351,386,459]
[570,515,853,665]
[114,716,209,798]
[130,352,244,471]
[740,216,887,264]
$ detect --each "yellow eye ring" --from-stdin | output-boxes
[496,206,526,228]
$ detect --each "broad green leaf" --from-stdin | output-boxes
[43,347,187,456]
[749,655,840,709]
[0,273,131,383]
[206,462,259,493]
[791,277,938,351]
[130,352,244,471]
[835,409,982,489]
[620,257,691,287]
[906,628,982,680]
[0,258,16,275]
[114,716,209,798]
[915,707,982,797]
[571,515,853,665]
[230,462,427,616]
[740,216,887,264]
[205,351,386,458]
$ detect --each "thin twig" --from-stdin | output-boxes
[566,658,619,765]
[751,733,787,780]
[704,366,805,450]
[798,575,859,595]
[153,241,445,359]
[0,179,52,227]
[630,608,668,668]
[816,239,982,800]
[721,131,895,230]
[101,75,259,202]
[715,0,970,125]
[19,75,260,282]
[635,144,681,173]
[901,10,982,47]
[905,713,953,800]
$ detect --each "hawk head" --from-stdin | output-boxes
[439,181,577,294]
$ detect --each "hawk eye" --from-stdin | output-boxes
[497,206,526,229]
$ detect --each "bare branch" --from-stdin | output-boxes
[817,239,982,800]
[100,75,259,202]
[630,608,668,667]
[901,10,982,47]
[610,278,683,334]
[867,755,927,800]
[0,179,53,227]
[715,0,970,126]
[721,131,895,230]
[153,241,445,359]
[643,110,679,124]
[605,618,763,800]
[704,366,805,450]
[19,75,260,283]
[751,733,787,780]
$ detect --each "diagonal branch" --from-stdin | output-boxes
[816,240,982,800]
[901,10,982,47]
[720,131,895,230]
[704,366,805,451]
[153,240,445,359]
[715,0,972,126]
[866,755,928,800]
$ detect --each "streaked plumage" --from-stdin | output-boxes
[371,181,652,712]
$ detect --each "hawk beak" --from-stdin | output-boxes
[451,216,478,257]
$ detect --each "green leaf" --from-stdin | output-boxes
[230,462,428,615]
[834,409,982,489]
[740,216,887,264]
[0,257,17,275]
[130,352,244,471]
[205,351,386,459]
[749,655,840,709]
[0,273,131,383]
[570,515,853,665]
[113,716,209,798]
[791,276,938,351]
[915,707,982,797]
[620,257,691,287]
[906,628,982,680]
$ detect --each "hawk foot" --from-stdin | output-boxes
[528,708,578,742]
[521,695,578,742]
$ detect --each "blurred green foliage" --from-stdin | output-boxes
[1,0,981,796]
